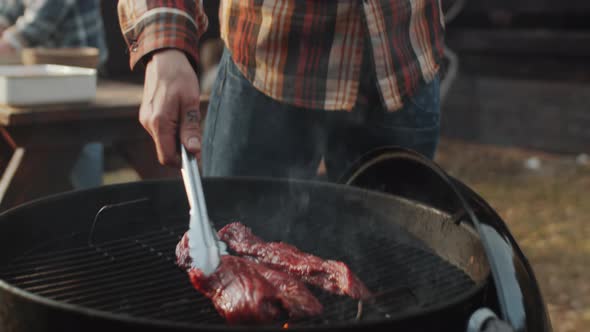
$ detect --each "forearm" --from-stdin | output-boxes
[117,0,208,70]
[1,0,74,49]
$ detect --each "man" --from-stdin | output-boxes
[0,0,108,189]
[118,0,444,181]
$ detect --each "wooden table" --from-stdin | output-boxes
[0,80,207,210]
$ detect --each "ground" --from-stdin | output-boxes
[435,139,590,332]
[104,138,590,331]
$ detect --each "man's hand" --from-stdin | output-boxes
[141,49,201,167]
[0,39,16,55]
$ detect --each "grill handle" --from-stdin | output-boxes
[338,147,544,332]
[468,308,515,332]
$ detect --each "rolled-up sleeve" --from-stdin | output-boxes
[117,0,208,70]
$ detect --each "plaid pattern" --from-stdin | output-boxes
[0,0,108,65]
[0,0,23,30]
[118,0,208,68]
[118,0,444,112]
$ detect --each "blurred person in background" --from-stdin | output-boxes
[0,0,108,189]
[119,1,444,181]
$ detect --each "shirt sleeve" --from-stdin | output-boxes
[0,0,24,30]
[1,0,75,49]
[117,0,208,70]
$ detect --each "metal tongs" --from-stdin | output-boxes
[180,144,227,276]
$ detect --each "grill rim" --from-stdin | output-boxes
[0,178,489,331]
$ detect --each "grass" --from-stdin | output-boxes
[436,139,590,332]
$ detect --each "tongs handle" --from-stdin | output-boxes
[180,145,210,232]
[180,144,223,274]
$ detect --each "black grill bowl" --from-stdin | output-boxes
[0,178,490,332]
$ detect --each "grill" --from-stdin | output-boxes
[0,214,474,328]
[0,171,499,332]
[0,149,554,331]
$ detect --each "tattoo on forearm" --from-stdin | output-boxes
[186,110,199,122]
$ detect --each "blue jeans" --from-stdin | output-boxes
[202,50,440,181]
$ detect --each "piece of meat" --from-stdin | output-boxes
[218,222,373,301]
[249,262,323,319]
[175,232,192,270]
[176,233,322,323]
[189,255,284,324]
[176,234,283,324]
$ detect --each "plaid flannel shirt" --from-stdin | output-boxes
[118,0,445,112]
[0,0,108,65]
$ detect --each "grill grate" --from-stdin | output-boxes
[0,222,475,327]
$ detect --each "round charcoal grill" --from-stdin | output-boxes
[0,172,491,332]
[1,148,556,332]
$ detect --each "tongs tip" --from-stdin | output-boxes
[180,144,225,276]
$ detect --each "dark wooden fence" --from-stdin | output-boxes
[441,2,590,154]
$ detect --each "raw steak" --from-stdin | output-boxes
[188,255,284,324]
[218,222,372,300]
[249,261,323,319]
[176,233,322,323]
[175,232,192,270]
